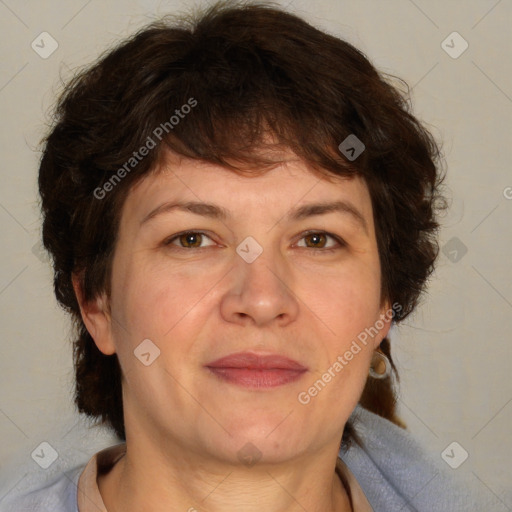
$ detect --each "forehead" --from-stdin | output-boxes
[120,149,374,231]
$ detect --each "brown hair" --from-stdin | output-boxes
[38,0,445,447]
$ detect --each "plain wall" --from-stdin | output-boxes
[0,0,510,507]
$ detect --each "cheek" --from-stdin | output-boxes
[108,264,210,391]
[303,262,382,338]
[298,268,381,410]
[113,259,214,342]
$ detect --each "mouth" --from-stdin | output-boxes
[204,352,308,389]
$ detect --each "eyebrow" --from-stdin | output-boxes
[140,200,368,235]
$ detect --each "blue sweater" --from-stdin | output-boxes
[0,405,494,511]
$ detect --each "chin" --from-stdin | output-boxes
[226,422,308,457]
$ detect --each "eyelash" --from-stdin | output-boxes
[163,230,346,253]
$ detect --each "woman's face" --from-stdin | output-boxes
[88,149,391,464]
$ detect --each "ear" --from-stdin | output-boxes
[373,298,393,349]
[72,273,116,355]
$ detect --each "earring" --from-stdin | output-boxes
[369,350,391,379]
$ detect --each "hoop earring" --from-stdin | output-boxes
[369,350,391,379]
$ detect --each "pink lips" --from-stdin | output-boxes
[205,352,308,389]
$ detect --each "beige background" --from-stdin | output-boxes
[0,0,511,508]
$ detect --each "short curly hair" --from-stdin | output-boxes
[38,0,446,445]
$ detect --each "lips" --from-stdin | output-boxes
[205,352,308,389]
[206,352,307,371]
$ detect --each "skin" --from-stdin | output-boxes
[74,148,391,512]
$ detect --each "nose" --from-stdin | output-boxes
[219,246,300,327]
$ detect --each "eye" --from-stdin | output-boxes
[296,231,346,252]
[163,231,216,249]
[163,230,345,252]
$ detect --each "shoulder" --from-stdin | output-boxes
[338,405,493,512]
[0,465,82,512]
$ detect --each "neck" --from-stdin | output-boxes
[99,442,353,512]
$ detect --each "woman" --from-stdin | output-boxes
[1,1,488,510]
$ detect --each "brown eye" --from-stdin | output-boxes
[297,231,345,252]
[164,231,215,249]
[304,232,327,248]
[178,233,202,248]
